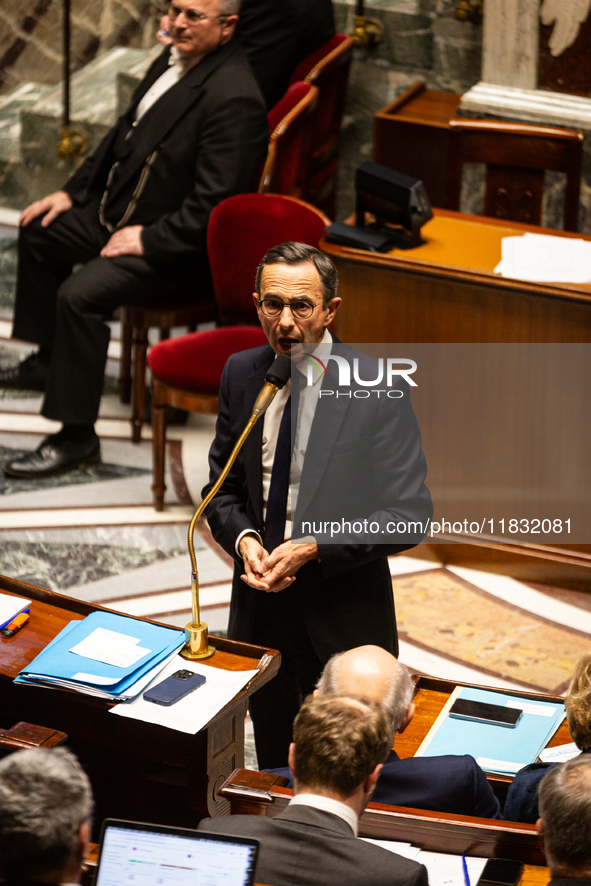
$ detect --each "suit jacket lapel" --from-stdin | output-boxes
[108,40,239,200]
[295,339,350,522]
[242,346,275,527]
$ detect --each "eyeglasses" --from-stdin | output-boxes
[258,298,319,320]
[168,3,228,23]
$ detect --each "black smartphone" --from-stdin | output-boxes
[449,698,522,728]
[476,858,524,886]
[143,669,206,706]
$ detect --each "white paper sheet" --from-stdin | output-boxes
[69,626,151,668]
[111,655,259,733]
[476,756,525,774]
[0,593,30,628]
[416,852,488,886]
[505,700,556,717]
[540,742,581,763]
[495,232,591,283]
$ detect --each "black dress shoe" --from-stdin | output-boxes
[3,433,101,479]
[0,352,48,392]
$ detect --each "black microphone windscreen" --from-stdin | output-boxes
[265,354,292,389]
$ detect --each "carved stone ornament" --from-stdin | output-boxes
[540,0,591,57]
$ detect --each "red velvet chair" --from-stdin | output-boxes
[147,192,329,510]
[288,34,354,217]
[258,81,318,197]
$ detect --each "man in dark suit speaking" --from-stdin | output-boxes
[268,645,502,819]
[203,242,433,768]
[0,0,268,479]
[199,695,429,886]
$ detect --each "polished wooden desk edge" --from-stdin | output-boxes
[320,209,591,305]
[0,573,281,719]
[219,768,547,865]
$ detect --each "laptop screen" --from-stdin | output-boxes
[95,819,259,886]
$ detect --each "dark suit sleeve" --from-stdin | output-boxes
[202,357,261,561]
[140,88,268,263]
[307,382,433,580]
[468,756,502,819]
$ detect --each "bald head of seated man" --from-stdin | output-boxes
[266,645,502,819]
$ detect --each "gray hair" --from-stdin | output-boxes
[218,0,241,15]
[317,652,414,736]
[255,242,339,306]
[0,747,93,881]
[539,755,591,873]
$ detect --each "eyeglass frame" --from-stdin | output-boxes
[167,3,231,24]
[257,297,327,320]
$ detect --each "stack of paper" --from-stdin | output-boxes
[15,611,184,702]
[416,686,565,777]
[495,232,591,283]
[111,657,260,734]
[0,593,31,629]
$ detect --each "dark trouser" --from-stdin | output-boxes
[248,584,324,771]
[13,200,206,425]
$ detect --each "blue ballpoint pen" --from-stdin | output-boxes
[462,855,471,886]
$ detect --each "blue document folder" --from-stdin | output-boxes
[416,686,566,777]
[15,611,184,700]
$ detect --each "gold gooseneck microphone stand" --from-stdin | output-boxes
[181,354,293,660]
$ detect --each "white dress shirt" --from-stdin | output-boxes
[134,46,203,123]
[289,792,358,835]
[236,328,333,553]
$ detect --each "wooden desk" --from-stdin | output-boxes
[322,210,591,343]
[219,674,568,860]
[397,676,570,808]
[220,770,546,865]
[374,83,461,208]
[0,573,280,836]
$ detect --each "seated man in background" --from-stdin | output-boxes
[0,746,93,884]
[159,0,336,109]
[537,755,591,883]
[0,0,268,479]
[505,651,591,823]
[267,645,502,819]
[199,695,429,886]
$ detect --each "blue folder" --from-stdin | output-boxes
[417,686,565,776]
[15,611,184,699]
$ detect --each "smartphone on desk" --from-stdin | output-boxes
[476,859,524,886]
[144,669,206,706]
[449,698,522,728]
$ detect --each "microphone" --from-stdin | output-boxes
[182,352,294,661]
[252,354,292,417]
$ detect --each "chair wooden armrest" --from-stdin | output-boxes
[218,769,545,865]
[0,721,67,751]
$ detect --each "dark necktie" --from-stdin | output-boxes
[264,377,300,552]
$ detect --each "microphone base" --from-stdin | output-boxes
[180,621,216,660]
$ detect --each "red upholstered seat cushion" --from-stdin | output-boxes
[148,326,268,395]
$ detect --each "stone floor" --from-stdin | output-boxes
[0,239,589,768]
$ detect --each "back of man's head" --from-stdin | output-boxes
[317,645,414,736]
[538,755,591,877]
[292,695,391,800]
[0,746,93,882]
